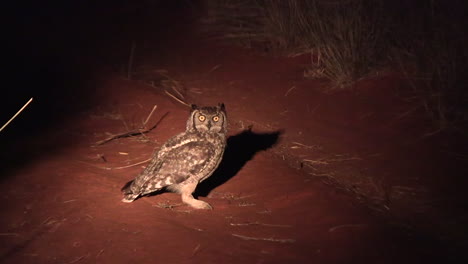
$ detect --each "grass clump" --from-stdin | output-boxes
[202,0,468,131]
[299,0,385,89]
[389,1,468,132]
[202,0,386,89]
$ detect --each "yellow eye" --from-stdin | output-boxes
[198,115,206,122]
[212,116,220,122]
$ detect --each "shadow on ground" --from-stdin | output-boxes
[197,129,283,197]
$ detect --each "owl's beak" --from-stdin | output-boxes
[207,122,212,129]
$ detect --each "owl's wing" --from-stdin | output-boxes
[132,140,216,196]
[127,133,192,191]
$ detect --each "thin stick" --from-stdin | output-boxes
[284,86,296,96]
[111,158,151,170]
[68,254,89,264]
[96,249,105,258]
[0,233,19,236]
[94,112,169,146]
[170,82,185,100]
[191,244,201,258]
[206,64,221,74]
[303,159,329,165]
[232,234,295,243]
[0,97,33,132]
[77,158,151,171]
[156,71,185,99]
[291,142,315,149]
[230,222,292,228]
[328,224,365,232]
[303,156,361,166]
[165,90,190,106]
[395,105,420,120]
[143,105,158,126]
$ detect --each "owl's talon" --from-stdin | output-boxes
[187,199,213,210]
[198,200,213,210]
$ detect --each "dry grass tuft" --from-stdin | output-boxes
[203,0,385,89]
[389,1,468,133]
[203,0,468,129]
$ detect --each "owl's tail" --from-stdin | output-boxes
[121,180,139,203]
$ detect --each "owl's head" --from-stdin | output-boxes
[186,103,227,134]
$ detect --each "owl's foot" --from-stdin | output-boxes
[186,198,213,210]
[180,182,212,210]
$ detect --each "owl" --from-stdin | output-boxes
[121,103,227,209]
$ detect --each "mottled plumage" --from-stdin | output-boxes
[122,103,227,209]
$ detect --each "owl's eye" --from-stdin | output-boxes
[212,116,220,122]
[198,115,206,122]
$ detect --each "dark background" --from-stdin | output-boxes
[2,0,193,140]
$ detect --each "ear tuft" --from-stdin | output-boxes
[218,103,225,112]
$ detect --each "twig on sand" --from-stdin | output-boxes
[230,222,292,228]
[191,244,201,258]
[303,155,361,166]
[165,90,190,107]
[303,159,329,165]
[232,234,295,243]
[0,233,19,236]
[237,202,256,207]
[143,105,158,126]
[68,254,89,264]
[328,224,366,232]
[169,82,185,100]
[94,109,168,146]
[41,217,53,226]
[0,97,33,132]
[284,86,296,96]
[155,70,186,100]
[395,105,420,120]
[111,158,152,170]
[206,64,221,75]
[290,141,318,149]
[96,249,105,258]
[78,158,151,171]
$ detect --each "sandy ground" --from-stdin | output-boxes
[1,1,466,263]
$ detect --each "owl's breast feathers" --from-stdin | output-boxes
[130,132,225,195]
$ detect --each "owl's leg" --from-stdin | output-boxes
[180,182,212,210]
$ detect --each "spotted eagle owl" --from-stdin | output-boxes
[121,103,227,209]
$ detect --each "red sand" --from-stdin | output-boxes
[1,2,466,263]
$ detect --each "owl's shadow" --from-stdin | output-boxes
[196,128,282,197]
